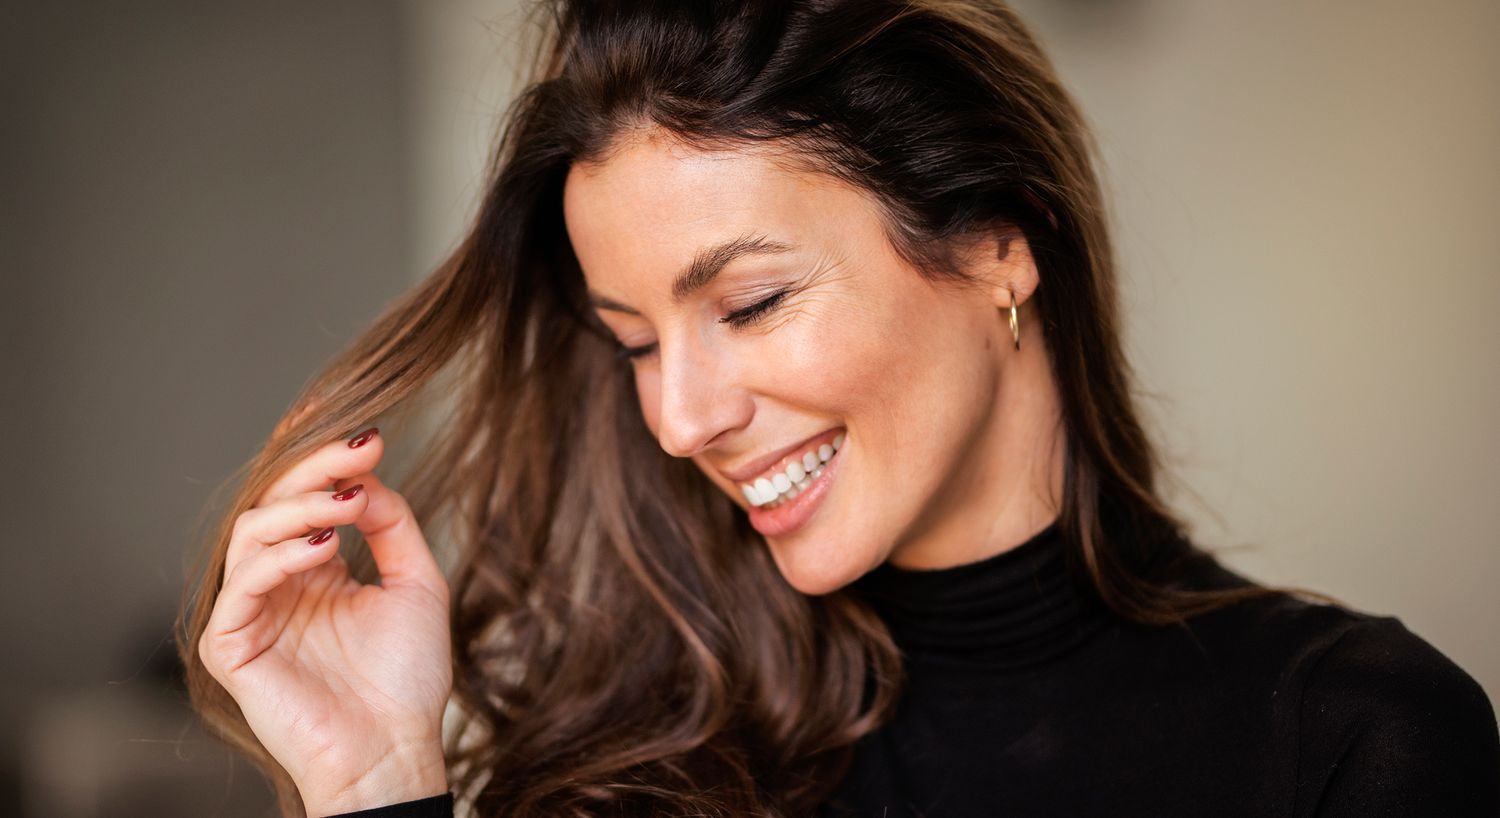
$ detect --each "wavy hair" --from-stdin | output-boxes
[180,1,1268,814]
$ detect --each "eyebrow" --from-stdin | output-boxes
[587,233,797,315]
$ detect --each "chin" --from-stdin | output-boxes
[765,534,875,597]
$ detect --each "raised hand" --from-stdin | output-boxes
[197,428,452,815]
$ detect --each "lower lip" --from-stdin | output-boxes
[746,441,844,538]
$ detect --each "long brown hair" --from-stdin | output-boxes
[179,1,1267,814]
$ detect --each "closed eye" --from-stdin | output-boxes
[616,341,658,361]
[614,289,791,363]
[720,289,790,329]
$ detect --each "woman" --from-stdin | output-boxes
[179,1,1499,816]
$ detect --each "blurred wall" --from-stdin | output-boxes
[398,0,532,279]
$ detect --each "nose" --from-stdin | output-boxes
[652,331,753,459]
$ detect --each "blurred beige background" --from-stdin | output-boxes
[2,1,1494,814]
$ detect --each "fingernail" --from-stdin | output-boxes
[332,484,364,501]
[348,427,379,448]
[308,527,336,546]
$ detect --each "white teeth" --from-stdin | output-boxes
[753,477,775,505]
[741,433,846,508]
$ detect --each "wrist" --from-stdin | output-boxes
[299,741,448,817]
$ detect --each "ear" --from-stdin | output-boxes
[963,223,1039,311]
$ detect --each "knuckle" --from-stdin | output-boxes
[232,507,264,544]
[387,487,414,516]
[229,511,249,543]
[198,635,224,679]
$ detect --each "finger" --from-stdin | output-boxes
[256,426,385,507]
[272,397,322,440]
[333,470,446,597]
[225,484,371,580]
[204,528,342,663]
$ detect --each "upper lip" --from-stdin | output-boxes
[718,427,843,484]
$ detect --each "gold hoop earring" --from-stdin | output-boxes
[1008,289,1021,351]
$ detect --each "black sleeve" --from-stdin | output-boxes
[323,792,454,817]
[1295,616,1499,816]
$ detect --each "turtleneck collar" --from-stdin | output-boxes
[850,518,1108,669]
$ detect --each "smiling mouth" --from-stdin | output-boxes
[739,431,845,508]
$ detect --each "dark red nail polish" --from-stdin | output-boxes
[348,427,379,448]
[332,484,364,501]
[308,526,336,545]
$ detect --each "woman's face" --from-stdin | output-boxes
[563,127,1057,595]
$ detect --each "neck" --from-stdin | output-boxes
[885,332,1065,570]
[853,518,1105,667]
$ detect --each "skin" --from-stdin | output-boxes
[564,126,1066,594]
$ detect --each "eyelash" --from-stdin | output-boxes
[614,289,791,361]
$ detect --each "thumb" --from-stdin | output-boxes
[334,471,446,597]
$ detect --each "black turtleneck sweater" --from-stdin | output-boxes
[332,521,1499,817]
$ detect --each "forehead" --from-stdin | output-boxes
[562,131,864,289]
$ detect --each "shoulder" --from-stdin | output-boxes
[1299,611,1492,728]
[1293,613,1499,815]
[1174,552,1500,814]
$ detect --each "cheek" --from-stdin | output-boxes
[799,289,990,460]
[786,292,945,417]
